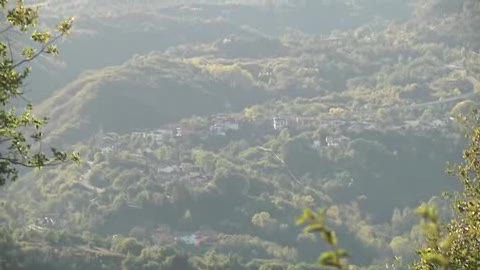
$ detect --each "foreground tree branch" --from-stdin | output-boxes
[0,0,78,185]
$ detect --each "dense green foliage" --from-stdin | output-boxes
[0,0,479,269]
[411,110,480,269]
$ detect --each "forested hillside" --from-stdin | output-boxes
[1,0,480,269]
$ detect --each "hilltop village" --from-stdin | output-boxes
[22,99,465,248]
[98,105,457,155]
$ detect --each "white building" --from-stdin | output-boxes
[210,119,240,136]
[325,135,349,147]
[273,117,288,130]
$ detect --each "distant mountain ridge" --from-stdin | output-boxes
[37,52,269,144]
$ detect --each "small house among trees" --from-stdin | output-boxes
[273,117,288,130]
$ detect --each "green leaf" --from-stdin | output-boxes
[318,251,341,269]
[321,230,338,246]
[304,223,325,233]
[45,45,58,55]
[21,46,34,59]
[296,208,315,225]
[415,203,438,222]
[423,253,448,267]
[439,234,454,251]
[0,42,7,57]
[57,17,74,34]
[31,30,51,43]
